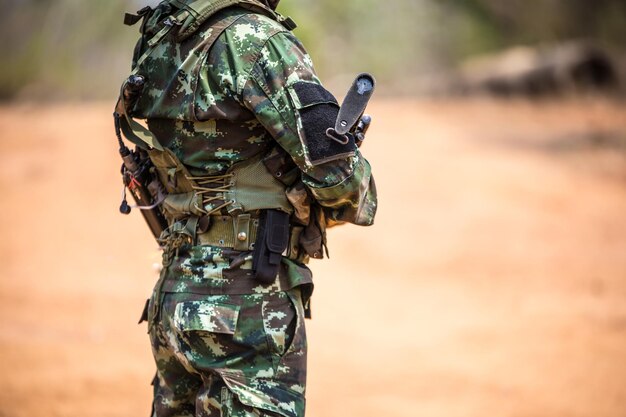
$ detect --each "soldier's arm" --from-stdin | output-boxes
[239,29,377,226]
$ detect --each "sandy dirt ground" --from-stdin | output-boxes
[0,99,625,417]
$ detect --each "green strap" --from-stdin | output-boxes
[117,109,164,151]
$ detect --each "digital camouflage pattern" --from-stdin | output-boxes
[148,244,313,417]
[126,1,377,416]
[150,288,306,417]
[154,245,313,296]
[132,5,376,223]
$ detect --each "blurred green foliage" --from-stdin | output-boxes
[1,0,624,100]
[0,0,137,100]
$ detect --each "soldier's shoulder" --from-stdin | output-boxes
[222,9,291,49]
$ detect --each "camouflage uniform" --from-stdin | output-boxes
[119,1,377,416]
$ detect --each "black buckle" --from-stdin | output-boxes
[279,16,297,31]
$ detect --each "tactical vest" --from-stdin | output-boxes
[115,0,306,258]
[116,0,295,151]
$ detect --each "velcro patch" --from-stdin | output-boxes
[292,82,356,165]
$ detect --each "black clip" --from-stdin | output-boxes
[279,16,298,31]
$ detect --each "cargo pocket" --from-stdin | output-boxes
[172,299,241,369]
[261,289,306,375]
[287,81,356,166]
[262,292,296,355]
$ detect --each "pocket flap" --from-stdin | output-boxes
[174,301,240,335]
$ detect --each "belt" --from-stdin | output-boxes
[197,215,259,251]
[166,213,304,261]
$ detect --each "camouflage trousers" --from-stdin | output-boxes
[148,287,307,417]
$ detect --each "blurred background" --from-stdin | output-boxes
[2,0,626,100]
[0,1,625,417]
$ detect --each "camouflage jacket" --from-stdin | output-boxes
[129,2,377,291]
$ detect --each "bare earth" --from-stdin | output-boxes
[0,99,625,417]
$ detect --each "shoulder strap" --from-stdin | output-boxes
[170,0,295,41]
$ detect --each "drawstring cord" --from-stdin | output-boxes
[186,173,235,215]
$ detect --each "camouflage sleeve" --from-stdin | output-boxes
[239,29,377,226]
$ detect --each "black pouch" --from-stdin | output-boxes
[252,210,290,284]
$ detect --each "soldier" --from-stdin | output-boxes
[114,1,377,416]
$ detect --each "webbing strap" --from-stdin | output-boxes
[178,214,303,260]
